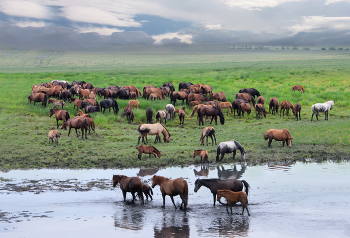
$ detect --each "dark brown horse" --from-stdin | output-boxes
[238,102,251,117]
[197,106,225,126]
[112,175,144,204]
[178,106,185,127]
[136,145,161,160]
[293,103,302,121]
[280,101,294,117]
[238,88,260,98]
[217,189,250,216]
[170,91,188,105]
[236,93,256,107]
[146,107,153,124]
[186,93,208,105]
[80,102,100,114]
[194,178,250,206]
[141,183,153,200]
[152,175,188,210]
[257,96,265,104]
[28,93,47,107]
[60,117,88,139]
[121,106,134,124]
[269,97,279,115]
[49,108,70,129]
[232,99,248,116]
[255,103,267,119]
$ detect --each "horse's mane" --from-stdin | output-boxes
[150,146,160,153]
[233,140,245,153]
[282,129,292,139]
[161,124,171,137]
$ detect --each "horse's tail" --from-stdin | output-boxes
[66,111,70,121]
[84,118,88,130]
[216,145,221,161]
[43,94,48,107]
[137,126,150,134]
[241,180,250,196]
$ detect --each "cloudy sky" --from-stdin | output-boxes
[0,0,350,48]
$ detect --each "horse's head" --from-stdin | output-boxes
[219,111,225,125]
[28,95,32,103]
[194,179,202,192]
[49,109,54,117]
[60,120,68,130]
[151,175,158,188]
[241,150,247,160]
[112,175,120,187]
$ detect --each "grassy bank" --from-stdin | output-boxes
[0,50,350,169]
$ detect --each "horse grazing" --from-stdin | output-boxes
[136,145,161,160]
[311,101,334,121]
[49,108,70,129]
[146,107,153,123]
[137,123,171,144]
[198,106,225,126]
[112,175,144,204]
[194,178,250,206]
[156,110,168,124]
[280,101,294,117]
[201,85,212,95]
[61,117,88,139]
[255,103,267,119]
[128,99,139,109]
[257,96,265,105]
[217,190,250,216]
[263,129,293,148]
[178,106,185,127]
[28,93,47,107]
[178,82,193,91]
[187,93,208,105]
[165,104,175,119]
[121,106,134,124]
[200,126,216,146]
[170,91,188,105]
[236,93,256,107]
[48,98,68,109]
[100,98,119,114]
[151,175,188,210]
[163,82,175,92]
[269,97,279,115]
[238,88,260,98]
[232,99,248,116]
[293,103,302,121]
[48,130,61,147]
[219,102,233,115]
[210,91,227,102]
[292,85,305,93]
[77,110,95,133]
[216,139,246,161]
[80,102,100,114]
[193,150,209,163]
[238,102,251,117]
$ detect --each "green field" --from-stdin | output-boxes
[0,48,350,169]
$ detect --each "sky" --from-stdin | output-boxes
[0,0,350,49]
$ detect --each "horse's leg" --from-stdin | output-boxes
[162,194,166,208]
[213,134,217,145]
[311,112,314,121]
[213,193,216,206]
[131,192,136,203]
[282,140,285,147]
[138,136,141,145]
[56,119,59,129]
[122,190,127,202]
[325,111,328,120]
[170,196,177,209]
[207,136,209,146]
[138,152,142,160]
[268,138,273,147]
[233,150,236,159]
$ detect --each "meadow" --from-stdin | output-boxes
[0,48,349,169]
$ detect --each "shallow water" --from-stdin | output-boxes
[1,161,350,238]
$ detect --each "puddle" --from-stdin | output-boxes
[0,161,350,237]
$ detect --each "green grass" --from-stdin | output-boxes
[0,49,350,169]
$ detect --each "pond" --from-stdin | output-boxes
[1,160,349,237]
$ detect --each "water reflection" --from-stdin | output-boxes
[154,211,190,238]
[137,168,159,177]
[267,161,295,172]
[113,206,145,231]
[217,164,246,179]
[193,165,209,177]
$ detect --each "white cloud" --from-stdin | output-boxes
[325,0,350,4]
[77,26,123,35]
[0,0,52,19]
[205,24,222,30]
[152,32,193,44]
[222,0,304,10]
[14,21,46,27]
[289,16,350,33]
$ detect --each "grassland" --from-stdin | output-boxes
[0,48,350,169]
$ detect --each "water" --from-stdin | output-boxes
[1,161,350,238]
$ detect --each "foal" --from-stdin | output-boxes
[179,106,185,127]
[200,126,216,146]
[217,189,250,216]
[193,150,209,163]
[48,130,61,147]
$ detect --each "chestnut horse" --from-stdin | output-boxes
[136,145,161,160]
[236,93,256,107]
[178,106,185,127]
[210,91,226,102]
[187,93,208,105]
[269,97,279,115]
[280,101,294,117]
[151,175,188,210]
[292,85,305,93]
[193,150,209,163]
[200,126,216,146]
[238,102,251,117]
[122,106,134,124]
[128,99,139,109]
[170,91,188,105]
[61,117,88,139]
[293,103,302,121]
[49,108,70,129]
[112,175,144,204]
[28,93,47,107]
[257,96,265,105]
[217,189,250,216]
[232,99,248,116]
[219,102,233,115]
[263,129,293,148]
[48,130,61,147]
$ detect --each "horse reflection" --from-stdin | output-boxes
[217,164,246,180]
[268,161,294,172]
[197,216,249,237]
[137,168,159,177]
[154,211,190,238]
[193,165,209,177]
[113,207,145,231]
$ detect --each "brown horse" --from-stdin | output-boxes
[193,165,209,177]
[112,175,144,204]
[293,103,302,121]
[121,106,134,124]
[150,92,164,100]
[198,106,225,126]
[255,103,267,119]
[217,189,250,216]
[232,99,248,116]
[190,100,202,107]
[61,117,88,139]
[136,145,161,160]
[146,107,153,124]
[219,102,233,115]
[236,93,256,107]
[49,108,70,128]
[128,99,139,109]
[201,84,212,95]
[69,97,84,110]
[200,126,216,146]
[238,103,251,117]
[269,97,279,115]
[137,123,171,144]
[292,85,305,93]
[76,88,91,99]
[28,93,47,107]
[193,150,209,163]
[280,101,294,117]
[210,91,226,102]
[257,96,265,105]
[187,93,208,105]
[170,91,188,105]
[141,183,153,200]
[151,175,188,210]
[263,129,293,148]
[205,100,219,107]
[48,130,61,147]
[77,111,95,133]
[48,98,68,109]
[179,106,185,127]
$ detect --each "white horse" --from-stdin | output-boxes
[165,104,175,119]
[216,139,246,161]
[311,101,334,121]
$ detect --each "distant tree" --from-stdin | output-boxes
[345,48,349,51]
[329,47,336,50]
[321,48,326,50]
[338,47,343,51]
[303,47,310,51]
[293,47,299,50]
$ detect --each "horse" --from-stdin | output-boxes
[292,85,305,93]
[193,165,209,177]
[232,99,248,116]
[77,111,95,133]
[238,88,260,98]
[210,91,226,102]
[236,93,256,107]
[216,139,246,161]
[151,175,188,210]
[198,106,225,126]
[156,110,168,124]
[121,106,134,124]
[61,117,88,139]
[150,92,164,100]
[255,103,267,119]
[49,108,70,129]
[146,107,153,123]
[48,98,67,109]
[219,102,233,115]
[69,97,84,110]
[263,129,293,148]
[178,82,193,91]
[116,88,130,99]
[170,91,188,105]
[194,178,250,206]
[200,126,216,146]
[76,88,91,99]
[136,145,161,160]
[112,175,144,204]
[48,130,61,147]
[186,93,208,105]
[58,90,72,102]
[269,97,279,115]
[280,101,294,117]
[137,123,171,144]
[128,100,139,109]
[193,150,209,163]
[190,100,202,107]
[257,96,265,105]
[144,87,164,100]
[80,102,100,114]
[100,98,119,114]
[163,82,175,92]
[201,85,212,95]
[293,103,302,121]
[28,93,47,107]
[179,106,185,127]
[142,183,153,200]
[217,190,250,216]
[311,101,334,121]
[165,104,175,119]
[238,103,251,117]
[205,100,219,107]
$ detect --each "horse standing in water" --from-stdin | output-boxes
[151,175,188,210]
[216,139,246,161]
[194,178,250,206]
[137,123,171,144]
[311,101,334,121]
[217,189,250,216]
[112,175,144,204]
[193,150,209,163]
[197,106,225,126]
[263,129,293,148]
[200,126,216,146]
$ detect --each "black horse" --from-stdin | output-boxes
[58,91,72,102]
[194,178,250,206]
[239,88,260,98]
[100,98,119,114]
[80,102,100,113]
[116,88,130,100]
[198,106,225,126]
[178,82,193,91]
[163,82,175,92]
[146,107,153,123]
